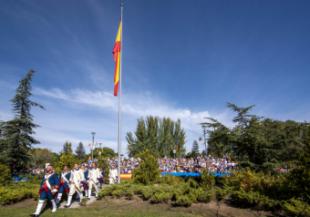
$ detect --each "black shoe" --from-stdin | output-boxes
[30,214,39,217]
[64,205,70,208]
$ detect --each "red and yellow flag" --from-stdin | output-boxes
[113,21,122,96]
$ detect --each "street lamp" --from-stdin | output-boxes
[91,132,96,161]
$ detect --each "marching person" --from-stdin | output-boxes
[80,164,89,198]
[65,163,84,207]
[98,165,105,188]
[56,165,71,205]
[88,162,101,198]
[109,163,118,184]
[31,165,59,217]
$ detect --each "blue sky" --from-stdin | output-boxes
[0,0,310,154]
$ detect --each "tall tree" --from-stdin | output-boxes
[127,116,186,157]
[201,117,233,158]
[30,148,54,168]
[93,147,117,159]
[205,103,310,171]
[0,121,6,162]
[75,142,86,159]
[0,70,43,174]
[227,102,255,128]
[62,141,73,155]
[191,140,200,157]
[173,119,186,157]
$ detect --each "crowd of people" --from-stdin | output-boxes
[158,156,237,173]
[108,155,237,174]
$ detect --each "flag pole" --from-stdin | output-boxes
[117,0,124,184]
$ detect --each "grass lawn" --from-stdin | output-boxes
[0,198,272,217]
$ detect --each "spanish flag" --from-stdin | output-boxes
[113,21,122,96]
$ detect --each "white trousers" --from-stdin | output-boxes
[34,199,56,215]
[66,183,83,206]
[88,180,99,198]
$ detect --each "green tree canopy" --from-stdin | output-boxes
[133,149,160,185]
[127,116,186,157]
[93,147,117,159]
[55,153,77,173]
[204,103,310,170]
[30,148,54,168]
[75,142,86,159]
[187,140,200,158]
[62,141,73,155]
[0,70,43,174]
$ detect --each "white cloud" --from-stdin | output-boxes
[0,110,13,120]
[33,87,231,153]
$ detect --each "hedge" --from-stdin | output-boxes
[98,181,212,207]
[0,183,39,205]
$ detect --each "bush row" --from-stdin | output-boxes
[221,170,310,217]
[98,179,212,207]
[0,183,39,205]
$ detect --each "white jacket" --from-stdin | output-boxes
[70,169,84,186]
[109,169,118,184]
[89,168,101,183]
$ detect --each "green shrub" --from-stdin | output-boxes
[227,170,258,192]
[287,164,310,203]
[215,187,230,201]
[199,170,215,190]
[98,158,110,184]
[141,186,154,200]
[98,185,115,198]
[172,195,193,207]
[230,190,279,210]
[133,150,160,185]
[239,161,255,169]
[170,183,203,204]
[187,178,199,189]
[98,184,122,198]
[153,184,174,194]
[282,198,310,217]
[111,188,124,198]
[131,184,145,195]
[150,192,171,204]
[0,182,39,205]
[124,188,134,200]
[158,176,184,185]
[196,189,211,203]
[0,163,11,185]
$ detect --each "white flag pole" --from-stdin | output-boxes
[117,0,124,184]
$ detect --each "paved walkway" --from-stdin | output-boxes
[59,196,97,209]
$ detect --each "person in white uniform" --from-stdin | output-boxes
[88,162,101,198]
[65,164,85,207]
[109,163,118,184]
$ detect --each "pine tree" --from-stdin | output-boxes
[173,119,186,157]
[133,149,160,185]
[127,118,147,157]
[75,142,86,159]
[0,70,43,174]
[191,140,199,157]
[62,141,73,154]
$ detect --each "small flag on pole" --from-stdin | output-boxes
[113,21,122,96]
